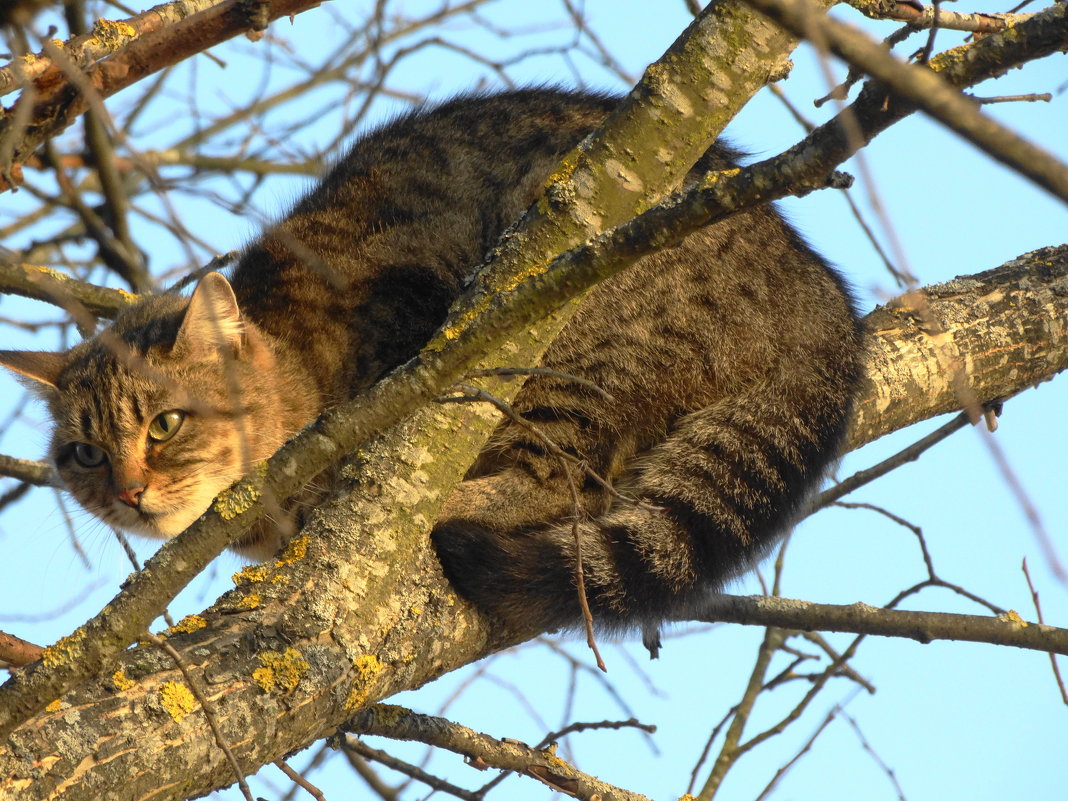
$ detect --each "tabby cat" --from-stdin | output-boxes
[0,89,863,640]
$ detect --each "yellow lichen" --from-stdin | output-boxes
[213,462,267,520]
[355,653,383,681]
[425,255,554,351]
[251,666,275,692]
[169,614,207,634]
[233,564,270,586]
[30,265,70,282]
[253,648,309,694]
[542,749,569,771]
[45,699,64,713]
[91,18,136,44]
[543,151,578,193]
[159,681,197,723]
[41,629,86,668]
[368,703,409,727]
[1001,609,1027,626]
[235,593,262,610]
[345,654,385,710]
[275,533,309,567]
[111,670,136,691]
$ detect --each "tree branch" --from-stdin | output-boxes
[696,595,1068,655]
[743,0,1068,202]
[0,453,57,487]
[0,0,225,98]
[847,0,1037,33]
[344,706,654,801]
[0,0,328,188]
[0,260,137,318]
[1,247,1064,801]
[0,0,819,748]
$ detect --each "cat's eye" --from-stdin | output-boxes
[73,442,107,468]
[148,410,185,442]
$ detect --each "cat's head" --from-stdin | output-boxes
[0,273,289,541]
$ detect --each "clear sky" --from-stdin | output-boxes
[0,1,1065,799]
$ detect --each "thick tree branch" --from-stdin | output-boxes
[849,245,1068,448]
[0,0,226,98]
[0,248,1064,801]
[0,0,817,746]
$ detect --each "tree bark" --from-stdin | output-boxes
[1,245,1066,801]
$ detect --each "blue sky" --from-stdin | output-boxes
[0,1,1065,799]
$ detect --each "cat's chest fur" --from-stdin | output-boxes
[0,88,862,637]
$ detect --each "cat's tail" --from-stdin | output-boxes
[431,381,850,640]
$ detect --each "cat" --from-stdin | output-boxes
[0,88,863,642]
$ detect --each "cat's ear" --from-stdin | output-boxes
[0,349,66,395]
[175,272,245,358]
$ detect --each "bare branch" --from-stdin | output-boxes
[0,629,44,668]
[0,260,137,318]
[695,595,1068,655]
[0,453,57,487]
[743,0,1068,202]
[0,0,329,187]
[344,706,654,801]
[342,738,474,801]
[0,0,225,98]
[847,0,1037,33]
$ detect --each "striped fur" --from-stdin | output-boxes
[0,89,862,636]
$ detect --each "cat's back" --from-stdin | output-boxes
[229,89,618,401]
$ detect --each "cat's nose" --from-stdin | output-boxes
[117,485,145,508]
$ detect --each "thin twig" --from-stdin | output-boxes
[534,717,657,748]
[274,759,329,801]
[0,480,31,513]
[112,529,177,629]
[342,737,478,801]
[141,630,254,801]
[697,628,787,800]
[811,412,971,512]
[545,451,605,672]
[440,384,660,513]
[841,712,908,800]
[1022,558,1068,705]
[467,366,616,402]
[971,93,1052,105]
[752,705,839,801]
